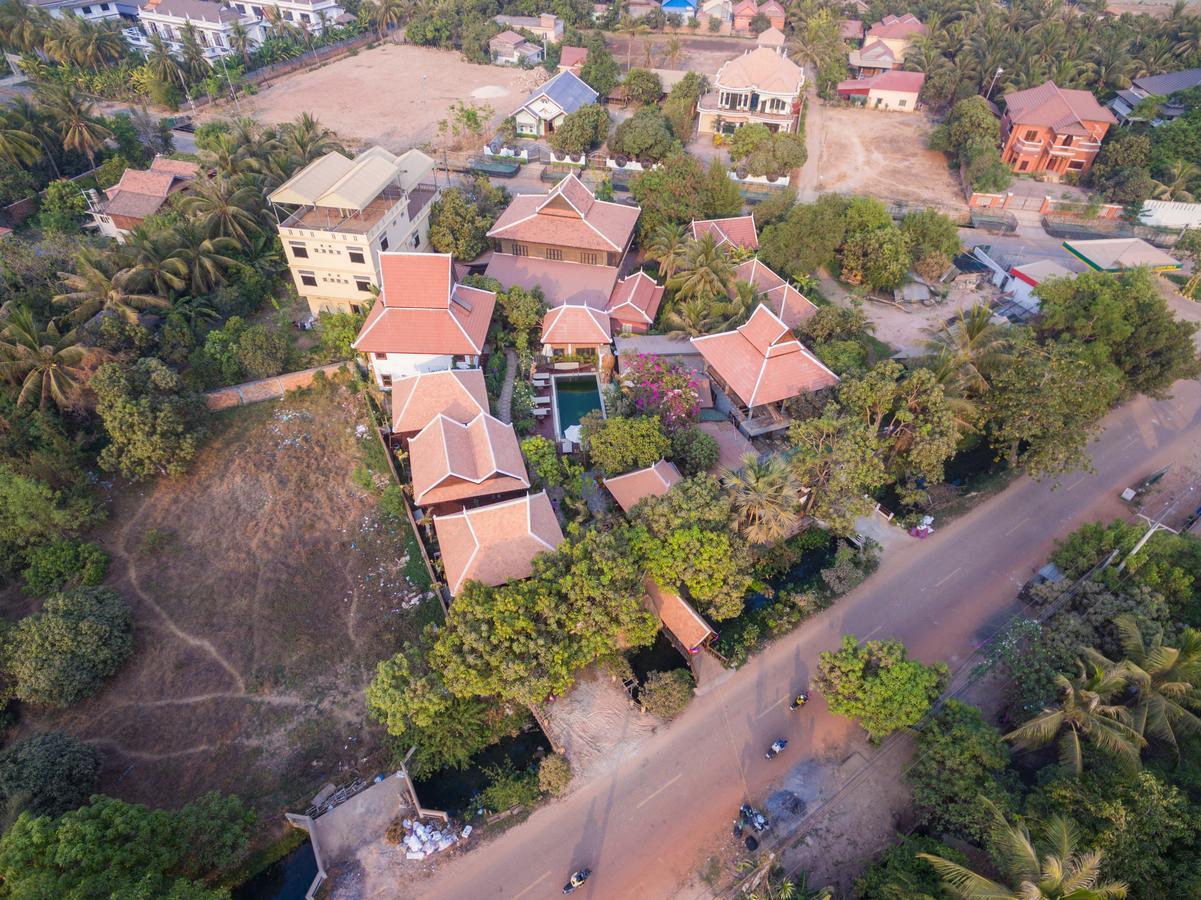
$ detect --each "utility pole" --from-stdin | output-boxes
[1116,479,1199,572]
[984,67,1004,100]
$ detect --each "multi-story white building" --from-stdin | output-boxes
[133,0,262,60]
[33,0,132,22]
[696,46,805,136]
[230,0,346,34]
[269,146,439,317]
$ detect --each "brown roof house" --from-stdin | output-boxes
[733,0,785,33]
[691,304,838,436]
[485,175,644,359]
[697,47,805,136]
[90,156,199,241]
[644,576,716,655]
[352,253,496,390]
[434,491,565,595]
[1001,81,1116,178]
[389,368,489,444]
[836,69,925,112]
[607,271,666,334]
[848,13,925,75]
[558,46,588,72]
[732,259,818,329]
[490,29,543,66]
[691,214,759,251]
[409,412,530,511]
[603,459,682,512]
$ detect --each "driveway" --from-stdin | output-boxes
[408,377,1201,899]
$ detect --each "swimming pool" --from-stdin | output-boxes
[552,374,605,440]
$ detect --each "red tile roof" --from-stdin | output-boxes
[541,303,612,345]
[409,412,529,506]
[607,271,665,328]
[691,305,838,407]
[866,12,925,39]
[691,215,759,250]
[487,175,639,254]
[643,576,714,652]
[352,253,496,355]
[148,156,201,179]
[559,46,587,69]
[603,460,681,512]
[485,253,619,307]
[837,69,925,95]
[434,492,565,595]
[732,259,818,329]
[390,369,489,436]
[1003,80,1116,130]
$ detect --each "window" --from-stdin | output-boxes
[1023,129,1038,142]
[576,346,596,359]
[606,253,618,267]
[100,3,109,9]
[374,352,387,360]
[380,375,392,388]
[546,247,563,261]
[355,279,372,292]
[348,249,365,264]
[514,243,529,257]
[411,232,420,249]
[581,251,598,265]
[81,5,91,11]
[379,235,389,251]
[289,241,308,258]
[1067,160,1085,170]
[1017,160,1029,172]
[897,99,907,108]
[1060,135,1073,147]
[299,272,317,287]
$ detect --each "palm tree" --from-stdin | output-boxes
[618,15,648,72]
[182,175,262,246]
[123,226,189,297]
[922,305,1011,397]
[0,0,50,53]
[280,112,342,169]
[4,95,57,175]
[918,803,1128,899]
[0,306,91,411]
[36,85,111,168]
[646,223,687,281]
[145,33,188,97]
[668,234,732,308]
[171,293,219,328]
[365,0,404,40]
[723,452,804,544]
[0,110,39,166]
[229,19,252,67]
[1151,161,1198,202]
[662,297,722,338]
[664,34,683,68]
[178,23,210,82]
[1003,660,1146,777]
[1085,615,1201,761]
[71,18,124,70]
[166,223,238,295]
[720,280,760,329]
[53,252,168,324]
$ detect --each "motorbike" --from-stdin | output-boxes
[790,692,809,710]
[765,738,788,760]
[562,868,592,894]
[739,803,770,832]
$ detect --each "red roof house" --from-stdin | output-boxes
[603,460,682,512]
[836,69,925,112]
[607,271,665,334]
[409,412,529,509]
[691,214,759,251]
[644,576,716,654]
[390,368,489,441]
[732,259,818,328]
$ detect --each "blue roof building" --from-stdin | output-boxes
[661,0,697,13]
[513,70,600,138]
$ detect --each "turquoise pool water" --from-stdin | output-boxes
[554,375,604,438]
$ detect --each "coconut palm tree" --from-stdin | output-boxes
[35,85,111,168]
[182,175,262,246]
[922,305,1011,397]
[228,19,252,67]
[144,32,188,96]
[0,306,91,411]
[1004,660,1146,777]
[280,112,342,169]
[123,226,189,298]
[723,452,804,544]
[53,253,169,325]
[720,280,760,329]
[662,297,722,338]
[668,234,732,308]
[178,23,210,82]
[171,293,219,328]
[646,223,687,281]
[166,223,238,295]
[618,15,648,72]
[4,95,57,175]
[71,18,125,70]
[1151,161,1198,202]
[0,0,50,53]
[365,0,404,39]
[0,109,39,166]
[918,803,1128,899]
[1084,615,1201,761]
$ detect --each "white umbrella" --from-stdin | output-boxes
[564,425,582,445]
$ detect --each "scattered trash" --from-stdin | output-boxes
[394,816,459,861]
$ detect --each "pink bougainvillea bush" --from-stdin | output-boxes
[622,354,701,429]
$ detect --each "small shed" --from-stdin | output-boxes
[644,576,716,654]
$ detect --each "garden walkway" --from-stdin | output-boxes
[496,349,518,423]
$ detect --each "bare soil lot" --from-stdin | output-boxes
[229,42,541,149]
[816,107,965,209]
[23,381,436,816]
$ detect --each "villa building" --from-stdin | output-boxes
[494,12,562,41]
[607,271,665,334]
[133,0,263,60]
[836,69,925,111]
[511,69,599,138]
[34,0,129,22]
[351,253,496,388]
[732,0,785,33]
[433,492,565,596]
[697,46,805,136]
[389,368,489,444]
[270,146,438,316]
[490,30,543,65]
[848,13,924,75]
[408,412,529,511]
[731,259,818,328]
[692,304,838,436]
[88,156,199,241]
[691,214,759,250]
[1000,81,1115,177]
[1110,68,1201,125]
[603,460,681,513]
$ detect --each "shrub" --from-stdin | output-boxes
[235,324,290,380]
[581,414,670,475]
[36,179,87,233]
[317,311,364,361]
[3,587,134,708]
[21,539,109,596]
[640,669,694,720]
[480,762,541,813]
[0,731,102,820]
[669,425,719,476]
[537,753,572,796]
[621,354,701,427]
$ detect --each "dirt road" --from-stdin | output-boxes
[411,378,1201,899]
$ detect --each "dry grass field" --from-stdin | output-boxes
[22,380,436,816]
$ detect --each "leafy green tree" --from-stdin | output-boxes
[0,465,100,576]
[728,124,806,178]
[3,586,133,707]
[429,187,491,260]
[92,357,208,481]
[630,151,707,242]
[498,285,546,360]
[917,803,1128,900]
[814,635,948,742]
[669,425,718,476]
[1089,132,1154,205]
[548,103,609,155]
[841,224,909,290]
[579,33,620,95]
[0,731,101,822]
[234,323,290,380]
[622,67,662,104]
[699,157,743,218]
[1004,660,1146,777]
[759,193,849,279]
[609,105,675,162]
[538,753,572,796]
[909,700,1016,842]
[932,96,1011,193]
[317,310,365,360]
[521,435,568,488]
[36,178,87,233]
[21,538,108,595]
[853,835,964,900]
[632,524,751,621]
[580,413,669,475]
[984,337,1122,478]
[901,208,961,269]
[639,668,693,720]
[788,410,887,536]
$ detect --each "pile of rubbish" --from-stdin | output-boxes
[397,818,465,861]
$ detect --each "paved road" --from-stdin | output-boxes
[419,379,1201,900]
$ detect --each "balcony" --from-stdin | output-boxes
[280,183,438,239]
[1013,138,1044,153]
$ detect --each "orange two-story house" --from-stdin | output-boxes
[1000,81,1116,178]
